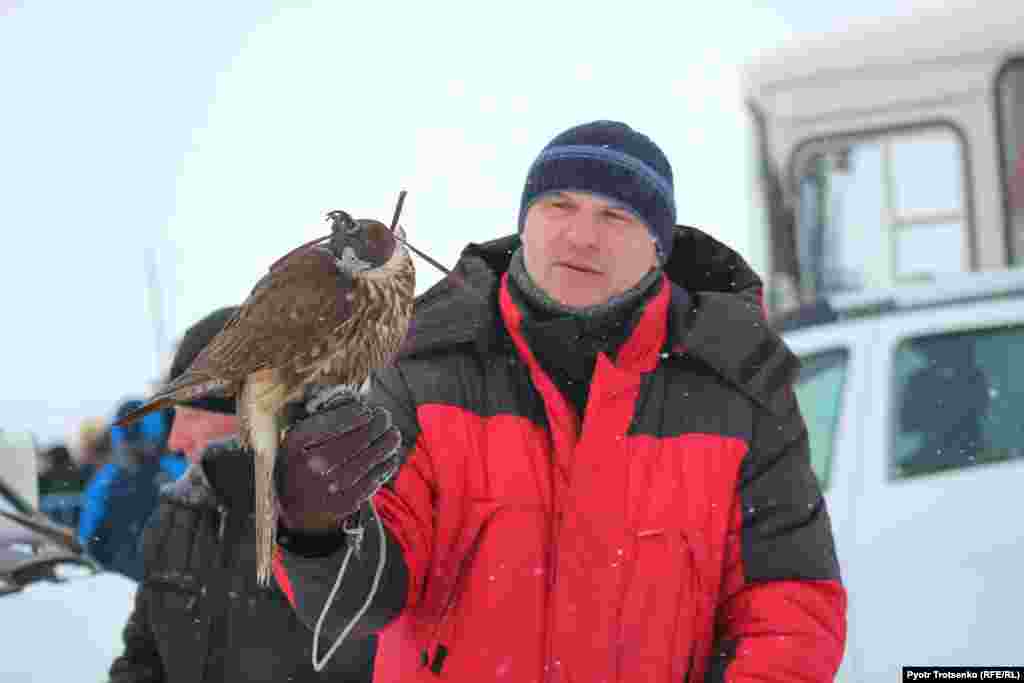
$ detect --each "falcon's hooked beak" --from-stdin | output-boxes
[326,210,356,233]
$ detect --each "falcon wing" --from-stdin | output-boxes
[184,247,358,382]
[115,247,356,428]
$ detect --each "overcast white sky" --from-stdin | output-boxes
[1,1,913,445]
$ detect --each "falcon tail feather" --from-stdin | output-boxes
[113,375,228,427]
[113,397,175,427]
[239,370,288,586]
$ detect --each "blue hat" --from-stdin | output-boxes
[518,120,676,261]
[111,398,168,448]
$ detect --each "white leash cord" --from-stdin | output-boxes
[311,497,387,672]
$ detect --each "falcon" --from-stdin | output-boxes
[117,208,415,584]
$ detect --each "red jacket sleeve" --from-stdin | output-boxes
[709,403,848,682]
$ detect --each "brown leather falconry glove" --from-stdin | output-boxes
[275,387,403,534]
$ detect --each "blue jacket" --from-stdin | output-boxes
[77,408,186,580]
[77,455,186,543]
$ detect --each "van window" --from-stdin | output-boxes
[891,325,1024,479]
[0,488,22,515]
[997,59,1024,266]
[795,126,969,299]
[794,349,848,488]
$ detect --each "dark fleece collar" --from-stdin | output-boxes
[398,225,748,362]
[505,247,664,414]
[161,436,253,513]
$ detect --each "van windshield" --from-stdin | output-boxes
[795,126,969,298]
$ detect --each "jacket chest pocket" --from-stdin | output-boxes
[215,585,323,681]
[616,527,699,683]
[146,571,207,668]
[148,571,203,612]
[416,501,548,677]
[416,503,503,655]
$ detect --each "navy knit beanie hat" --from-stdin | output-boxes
[518,120,676,262]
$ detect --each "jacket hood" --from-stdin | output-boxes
[398,226,795,415]
[401,226,760,351]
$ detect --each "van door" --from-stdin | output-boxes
[852,298,1024,677]
[785,319,874,683]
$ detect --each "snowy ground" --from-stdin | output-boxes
[2,570,135,682]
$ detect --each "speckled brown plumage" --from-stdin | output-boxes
[119,216,415,584]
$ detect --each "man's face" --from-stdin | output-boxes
[521,191,658,308]
[167,406,238,463]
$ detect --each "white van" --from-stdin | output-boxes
[782,271,1024,679]
[742,3,1024,678]
[0,429,136,681]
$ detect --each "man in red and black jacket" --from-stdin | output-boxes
[273,120,847,682]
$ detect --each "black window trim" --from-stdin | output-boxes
[786,119,979,274]
[993,55,1024,267]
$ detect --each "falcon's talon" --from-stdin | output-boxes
[306,384,359,414]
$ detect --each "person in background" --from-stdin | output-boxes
[76,416,113,482]
[37,443,87,495]
[36,418,113,528]
[37,443,89,527]
[108,306,376,683]
[272,120,847,682]
[78,398,185,580]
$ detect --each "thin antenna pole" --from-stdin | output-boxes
[386,190,487,303]
[143,246,167,379]
[389,190,407,232]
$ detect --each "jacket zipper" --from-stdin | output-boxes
[424,521,494,673]
[199,505,230,682]
[218,507,228,542]
[543,500,562,683]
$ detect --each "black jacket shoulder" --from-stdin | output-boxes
[114,441,376,683]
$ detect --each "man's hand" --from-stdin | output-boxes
[275,391,402,533]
